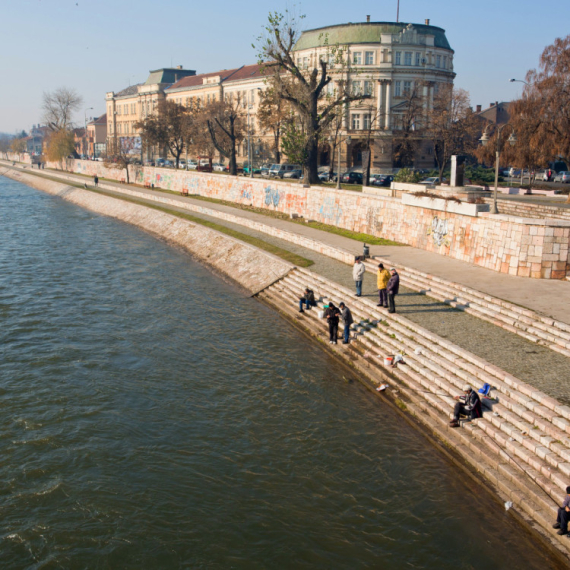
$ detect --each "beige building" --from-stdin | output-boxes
[86,114,107,158]
[292,19,455,170]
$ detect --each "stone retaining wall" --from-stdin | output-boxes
[39,159,570,279]
[1,168,293,294]
[481,197,570,221]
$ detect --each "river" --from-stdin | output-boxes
[0,176,562,569]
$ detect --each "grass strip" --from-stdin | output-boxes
[18,170,314,268]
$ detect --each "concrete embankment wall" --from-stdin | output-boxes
[29,156,570,279]
[1,168,293,294]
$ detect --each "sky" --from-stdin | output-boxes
[1,0,570,134]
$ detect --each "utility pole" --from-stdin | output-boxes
[397,0,400,23]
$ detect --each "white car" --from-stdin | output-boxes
[554,171,570,183]
[212,162,225,171]
[187,160,198,169]
[419,176,447,185]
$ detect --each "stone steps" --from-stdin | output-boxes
[256,273,570,551]
[362,259,570,358]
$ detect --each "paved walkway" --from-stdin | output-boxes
[70,171,570,324]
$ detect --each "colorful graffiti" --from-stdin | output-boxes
[264,186,280,207]
[319,196,343,225]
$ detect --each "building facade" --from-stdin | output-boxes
[86,114,108,158]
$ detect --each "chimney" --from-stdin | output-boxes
[176,65,183,70]
[366,15,370,22]
[425,19,430,25]
[476,104,482,112]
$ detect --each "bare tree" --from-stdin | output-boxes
[424,85,480,180]
[136,100,192,169]
[257,85,289,163]
[204,94,245,175]
[392,82,425,168]
[42,87,83,132]
[105,137,139,184]
[255,11,368,184]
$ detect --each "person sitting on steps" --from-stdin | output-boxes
[553,487,570,536]
[449,385,482,428]
[298,287,317,313]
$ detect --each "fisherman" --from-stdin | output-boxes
[449,385,482,427]
[553,486,570,536]
[386,268,400,313]
[324,301,341,344]
[338,302,354,344]
[352,256,366,297]
[298,287,317,313]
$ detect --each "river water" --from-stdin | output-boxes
[0,177,562,569]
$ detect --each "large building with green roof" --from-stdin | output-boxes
[293,19,455,170]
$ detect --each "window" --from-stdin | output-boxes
[404,52,412,66]
[351,114,361,130]
[364,80,374,96]
[207,94,210,103]
[365,51,374,65]
[394,81,401,97]
[434,82,440,94]
[363,113,371,130]
[351,80,362,95]
[443,56,447,69]
[436,55,441,68]
[404,81,412,95]
[395,51,401,65]
[117,106,121,115]
[302,56,308,69]
[326,82,335,96]
[352,52,362,65]
[415,52,421,66]
[328,54,335,68]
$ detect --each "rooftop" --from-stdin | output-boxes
[294,21,453,51]
[166,64,270,92]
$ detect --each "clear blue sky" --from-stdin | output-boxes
[1,0,569,133]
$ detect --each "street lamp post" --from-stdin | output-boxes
[479,124,517,214]
[84,107,93,158]
[329,134,352,189]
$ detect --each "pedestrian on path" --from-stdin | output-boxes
[377,263,390,308]
[324,302,341,344]
[387,268,399,313]
[339,302,353,344]
[94,175,99,187]
[553,487,570,535]
[353,256,365,297]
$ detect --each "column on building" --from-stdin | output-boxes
[376,80,384,130]
[384,81,392,130]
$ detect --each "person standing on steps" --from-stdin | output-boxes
[339,302,353,344]
[553,487,570,535]
[353,256,365,297]
[377,263,390,308]
[449,385,482,428]
[324,302,341,344]
[387,268,399,313]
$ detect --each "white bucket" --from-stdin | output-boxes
[384,356,394,367]
[318,310,325,319]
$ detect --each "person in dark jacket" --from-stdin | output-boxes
[324,302,341,344]
[553,486,570,535]
[299,288,316,313]
[387,268,400,313]
[93,175,99,187]
[449,385,482,427]
[339,302,354,344]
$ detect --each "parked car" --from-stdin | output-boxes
[242,163,261,175]
[370,174,394,187]
[178,159,186,168]
[199,158,211,166]
[269,164,301,178]
[283,169,302,179]
[163,160,174,168]
[260,163,272,177]
[419,176,447,185]
[554,171,570,183]
[156,158,166,167]
[212,162,225,171]
[187,160,198,169]
[318,170,336,182]
[144,160,155,167]
[341,172,363,184]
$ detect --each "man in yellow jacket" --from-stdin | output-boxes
[377,263,391,308]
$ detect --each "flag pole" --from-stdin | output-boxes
[397,0,400,22]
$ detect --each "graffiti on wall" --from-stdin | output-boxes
[264,186,280,207]
[427,216,450,247]
[319,196,343,225]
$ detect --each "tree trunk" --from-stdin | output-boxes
[229,140,237,175]
[125,166,130,184]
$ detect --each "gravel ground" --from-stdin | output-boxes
[100,188,570,405]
